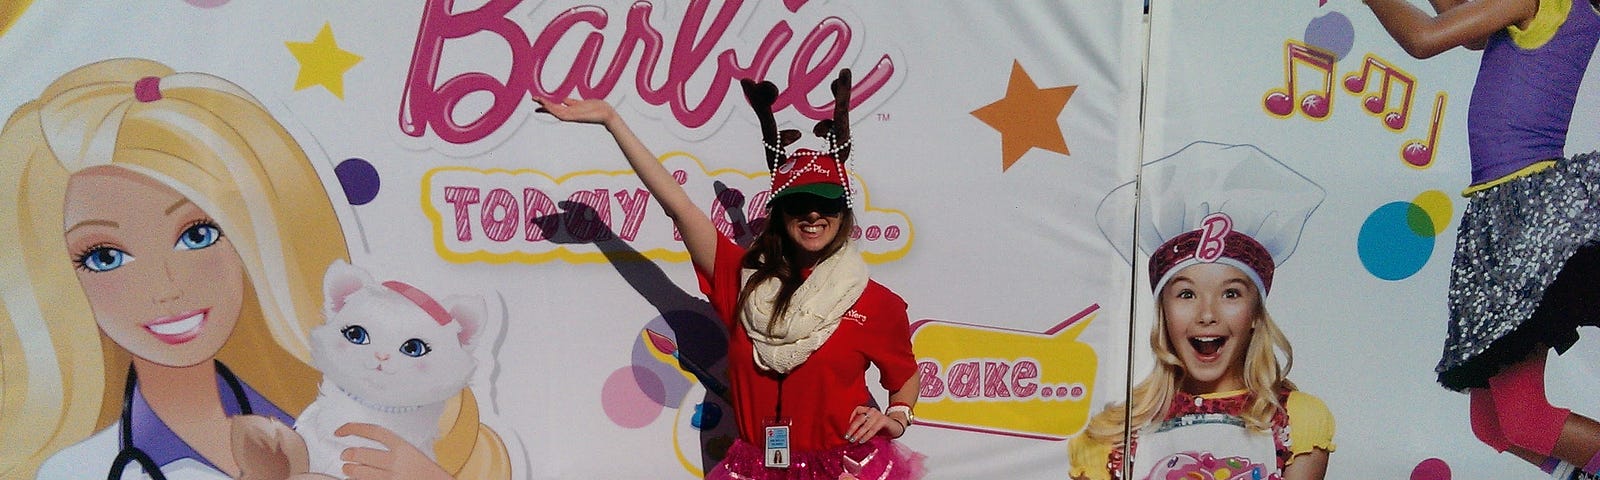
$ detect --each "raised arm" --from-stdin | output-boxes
[535,98,719,274]
[1363,0,1536,57]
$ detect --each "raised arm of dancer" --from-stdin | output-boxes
[1363,0,1535,57]
[535,98,720,274]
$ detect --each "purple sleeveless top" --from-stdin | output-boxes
[1467,1,1600,185]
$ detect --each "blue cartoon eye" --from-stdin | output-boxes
[341,325,370,345]
[75,246,133,273]
[399,338,431,358]
[175,221,222,251]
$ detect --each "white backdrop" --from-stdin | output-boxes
[7,0,1599,478]
[1148,1,1600,478]
[0,1,1142,478]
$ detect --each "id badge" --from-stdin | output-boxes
[763,417,791,468]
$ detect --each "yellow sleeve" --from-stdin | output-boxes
[1507,0,1569,49]
[1066,433,1115,480]
[1285,390,1336,462]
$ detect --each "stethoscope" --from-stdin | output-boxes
[106,360,250,480]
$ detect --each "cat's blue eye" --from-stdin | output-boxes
[399,338,431,358]
[175,221,222,251]
[75,246,133,273]
[341,325,370,345]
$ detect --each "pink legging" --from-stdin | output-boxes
[1469,354,1569,456]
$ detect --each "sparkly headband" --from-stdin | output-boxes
[134,76,162,102]
[1148,213,1276,295]
[382,280,452,326]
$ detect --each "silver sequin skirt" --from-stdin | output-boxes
[1439,151,1600,391]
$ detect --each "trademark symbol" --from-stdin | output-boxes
[876,113,891,121]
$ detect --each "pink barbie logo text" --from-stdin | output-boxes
[401,0,896,143]
[1196,212,1232,263]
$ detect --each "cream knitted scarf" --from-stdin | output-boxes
[739,242,868,374]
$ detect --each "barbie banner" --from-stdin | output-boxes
[11,0,1594,478]
[0,1,1142,479]
[1141,1,1600,479]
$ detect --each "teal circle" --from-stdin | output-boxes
[1359,202,1435,281]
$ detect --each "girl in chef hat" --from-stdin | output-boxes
[1069,142,1336,480]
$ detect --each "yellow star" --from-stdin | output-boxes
[286,22,362,99]
[971,61,1077,171]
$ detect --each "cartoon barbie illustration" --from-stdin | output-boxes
[0,58,508,479]
[1071,142,1334,480]
[1363,0,1600,476]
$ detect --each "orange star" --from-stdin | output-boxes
[971,61,1077,171]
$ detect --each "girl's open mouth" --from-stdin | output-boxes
[1189,336,1227,360]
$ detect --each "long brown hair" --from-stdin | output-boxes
[734,199,856,331]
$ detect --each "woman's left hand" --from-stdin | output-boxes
[844,405,904,443]
[334,422,454,480]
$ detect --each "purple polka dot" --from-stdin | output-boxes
[1070,385,1085,398]
[601,366,665,428]
[1055,386,1069,398]
[1041,386,1053,397]
[1410,458,1450,480]
[1305,12,1354,60]
[335,158,380,206]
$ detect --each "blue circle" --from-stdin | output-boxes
[334,158,380,206]
[691,402,723,430]
[1358,202,1435,280]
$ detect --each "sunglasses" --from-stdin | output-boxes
[776,194,847,217]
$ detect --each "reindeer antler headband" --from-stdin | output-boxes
[741,69,856,208]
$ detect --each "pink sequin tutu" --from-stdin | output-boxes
[706,436,926,480]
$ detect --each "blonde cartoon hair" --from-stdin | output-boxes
[1068,290,1295,479]
[0,58,507,479]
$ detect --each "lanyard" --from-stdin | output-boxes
[773,374,788,420]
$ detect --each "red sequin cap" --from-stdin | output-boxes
[1148,212,1276,295]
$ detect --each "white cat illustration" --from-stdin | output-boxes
[293,260,484,477]
[231,260,484,479]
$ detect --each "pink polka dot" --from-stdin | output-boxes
[184,0,230,8]
[1410,458,1450,480]
[601,366,665,428]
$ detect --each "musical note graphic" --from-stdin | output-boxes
[1402,92,1447,169]
[1264,40,1338,119]
[1342,54,1417,131]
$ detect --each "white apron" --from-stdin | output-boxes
[1126,392,1290,480]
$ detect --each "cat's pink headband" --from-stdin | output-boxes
[382,280,452,326]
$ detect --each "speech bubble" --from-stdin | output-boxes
[909,304,1100,440]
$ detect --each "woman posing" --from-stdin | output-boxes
[536,70,924,479]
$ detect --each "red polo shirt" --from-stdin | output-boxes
[697,235,917,451]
